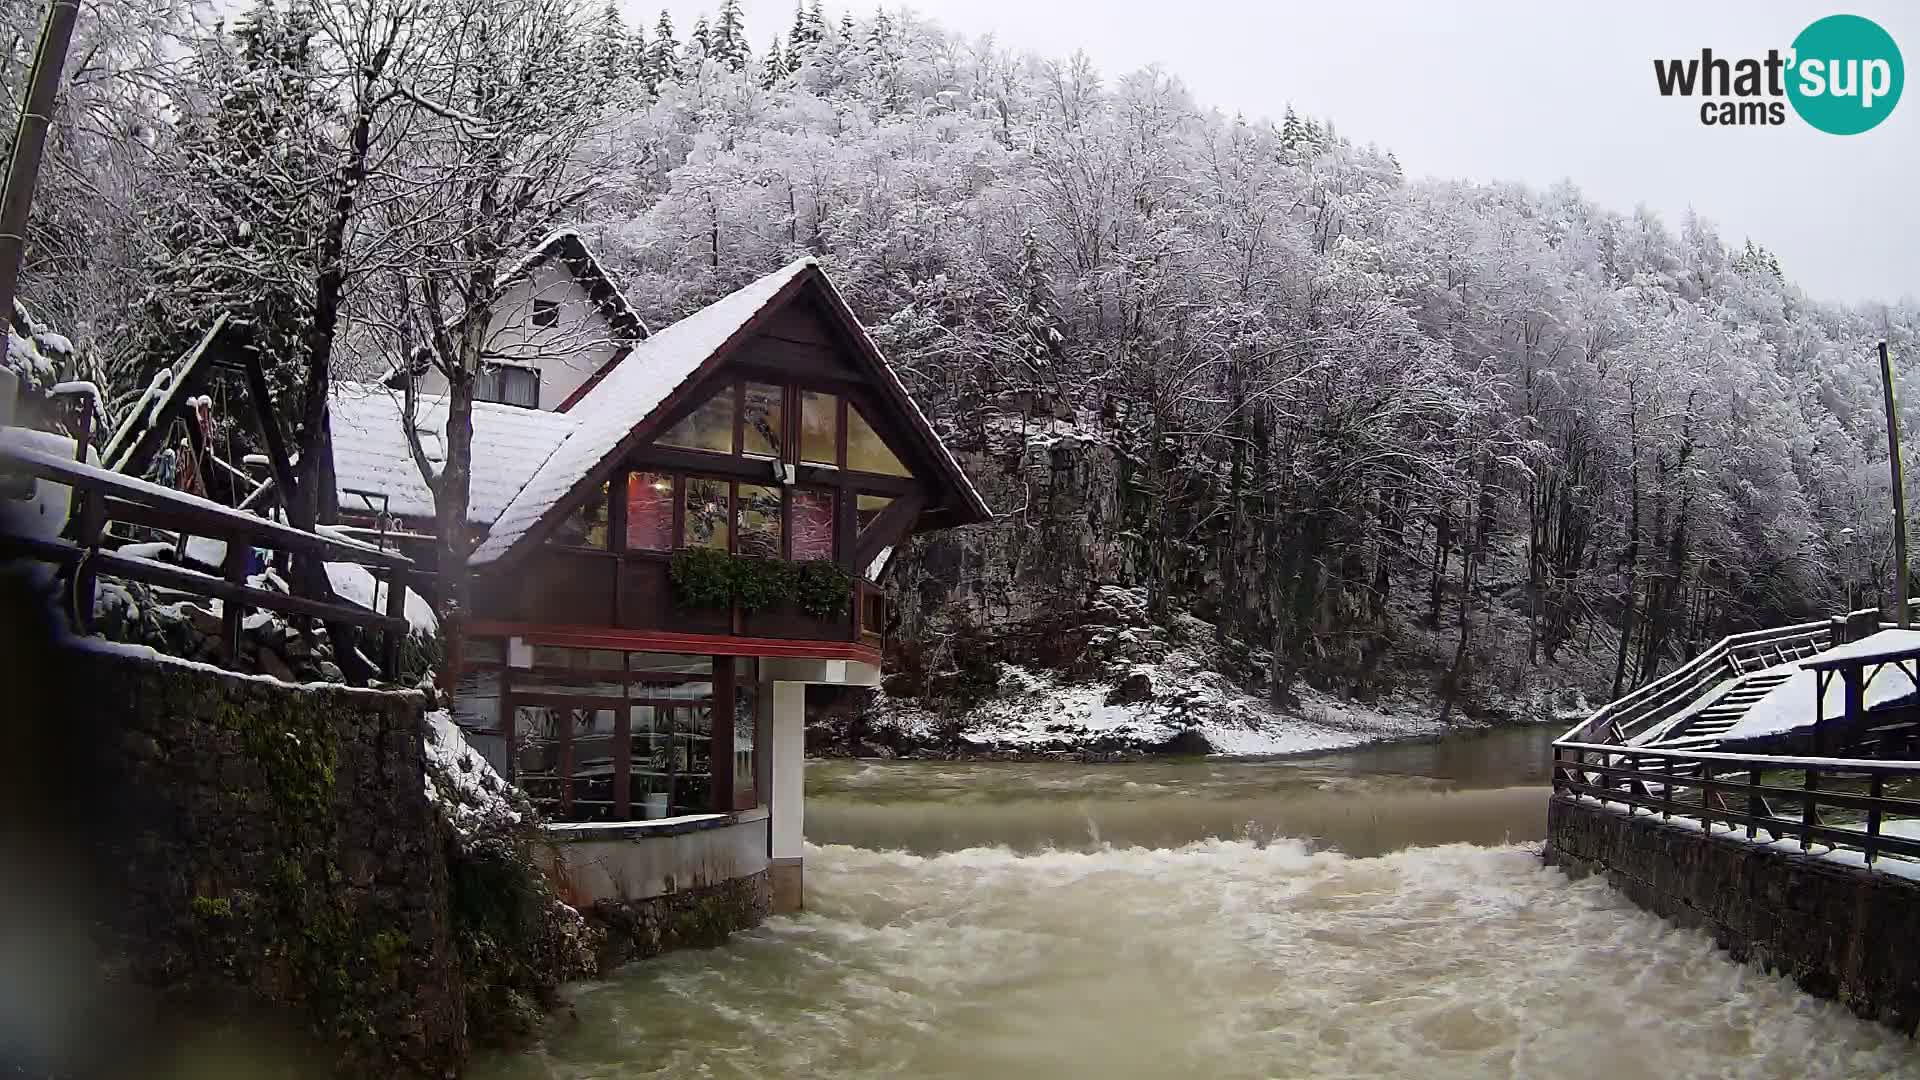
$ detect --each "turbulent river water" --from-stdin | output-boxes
[478,726,1920,1079]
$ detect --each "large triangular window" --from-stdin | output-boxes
[847,405,910,477]
[659,387,734,454]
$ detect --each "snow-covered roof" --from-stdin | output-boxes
[470,258,993,566]
[1802,629,1920,670]
[329,381,579,523]
[470,258,817,564]
[1720,629,1920,741]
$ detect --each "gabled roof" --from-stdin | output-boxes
[330,381,579,522]
[469,257,991,568]
[380,229,647,387]
[501,229,650,341]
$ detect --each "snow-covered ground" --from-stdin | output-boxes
[871,650,1457,757]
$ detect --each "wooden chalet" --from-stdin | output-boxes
[328,252,990,912]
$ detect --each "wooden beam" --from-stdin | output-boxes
[464,619,882,665]
[853,493,925,570]
[106,315,230,477]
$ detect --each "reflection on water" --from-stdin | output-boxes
[805,723,1559,856]
[475,724,1920,1080]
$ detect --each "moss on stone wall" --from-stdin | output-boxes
[76,645,466,1077]
[587,871,772,972]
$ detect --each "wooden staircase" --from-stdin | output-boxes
[1650,668,1799,749]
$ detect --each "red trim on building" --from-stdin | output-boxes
[466,620,883,665]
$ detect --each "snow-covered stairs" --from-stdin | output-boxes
[1654,669,1797,748]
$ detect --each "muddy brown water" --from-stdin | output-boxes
[476,725,1920,1079]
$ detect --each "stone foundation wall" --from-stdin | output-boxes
[76,642,466,1076]
[1547,794,1920,1035]
[588,870,772,970]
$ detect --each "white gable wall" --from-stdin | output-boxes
[411,262,624,411]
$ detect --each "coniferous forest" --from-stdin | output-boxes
[8,0,1919,726]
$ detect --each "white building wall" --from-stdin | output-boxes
[410,262,624,410]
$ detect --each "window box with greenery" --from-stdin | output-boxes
[668,547,852,619]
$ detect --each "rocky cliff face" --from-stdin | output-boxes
[860,407,1593,755]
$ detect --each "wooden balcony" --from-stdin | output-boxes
[472,547,887,659]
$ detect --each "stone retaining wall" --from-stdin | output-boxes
[1547,794,1920,1035]
[76,641,466,1076]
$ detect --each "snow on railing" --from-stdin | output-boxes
[1553,739,1920,870]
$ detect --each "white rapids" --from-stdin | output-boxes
[482,838,1919,1079]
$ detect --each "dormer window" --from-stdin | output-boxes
[476,362,539,408]
[532,299,560,328]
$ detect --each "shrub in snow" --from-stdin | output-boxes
[422,711,601,1046]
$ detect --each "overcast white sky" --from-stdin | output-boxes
[635,0,1918,307]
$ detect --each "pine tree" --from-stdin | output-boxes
[649,11,681,83]
[689,14,711,60]
[629,19,650,91]
[594,0,630,85]
[866,7,892,55]
[761,36,784,87]
[787,1,808,58]
[711,0,749,71]
[139,0,338,439]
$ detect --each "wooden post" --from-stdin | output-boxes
[558,708,574,819]
[1801,766,1820,851]
[712,655,735,812]
[613,706,632,820]
[1881,341,1909,627]
[69,488,103,631]
[1747,766,1762,840]
[1699,761,1713,833]
[221,538,249,661]
[0,0,81,321]
[381,572,406,680]
[1865,771,1885,865]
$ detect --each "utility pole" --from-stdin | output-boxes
[0,0,82,325]
[1880,341,1910,628]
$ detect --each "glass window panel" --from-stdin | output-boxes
[847,406,910,476]
[552,482,609,548]
[510,672,627,696]
[743,382,784,459]
[801,391,838,466]
[627,652,714,676]
[464,637,506,665]
[733,657,758,808]
[631,704,673,817]
[454,666,502,732]
[737,484,783,559]
[625,471,674,551]
[672,703,713,816]
[791,490,835,560]
[659,386,735,454]
[531,645,588,669]
[683,477,730,549]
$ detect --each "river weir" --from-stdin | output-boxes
[477,727,1918,1079]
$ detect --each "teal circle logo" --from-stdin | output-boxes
[1787,14,1903,134]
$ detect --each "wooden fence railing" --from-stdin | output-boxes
[1552,740,1920,867]
[0,427,421,681]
